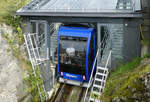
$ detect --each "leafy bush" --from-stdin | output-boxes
[0,0,29,27]
[25,67,47,102]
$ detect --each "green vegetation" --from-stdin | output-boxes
[2,26,24,56]
[0,0,29,27]
[1,0,47,101]
[141,39,150,46]
[3,32,46,102]
[102,56,150,101]
[25,67,47,102]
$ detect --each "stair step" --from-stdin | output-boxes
[90,98,101,102]
[92,91,101,96]
[95,78,106,82]
[97,67,108,71]
[95,76,108,82]
[96,72,107,76]
[93,84,103,89]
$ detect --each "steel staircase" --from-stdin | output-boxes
[89,51,111,102]
[89,28,112,101]
[24,33,49,102]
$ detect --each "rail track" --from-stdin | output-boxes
[49,83,86,102]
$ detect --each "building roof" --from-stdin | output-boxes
[16,0,142,18]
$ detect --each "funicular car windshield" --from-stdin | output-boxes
[59,36,87,75]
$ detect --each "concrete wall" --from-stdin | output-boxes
[99,19,141,68]
[123,19,141,62]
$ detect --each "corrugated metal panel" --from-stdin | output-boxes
[41,0,118,12]
[18,0,141,13]
[111,24,124,66]
[97,23,124,68]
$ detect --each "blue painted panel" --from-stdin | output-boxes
[63,72,83,82]
[59,26,94,38]
[86,34,91,81]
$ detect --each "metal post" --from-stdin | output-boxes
[97,23,101,65]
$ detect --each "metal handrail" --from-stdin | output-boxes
[105,50,112,68]
[83,49,99,102]
[83,49,112,102]
[131,0,136,12]
[24,34,43,102]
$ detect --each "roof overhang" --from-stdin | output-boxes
[16,11,142,18]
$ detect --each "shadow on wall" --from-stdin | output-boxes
[142,0,150,10]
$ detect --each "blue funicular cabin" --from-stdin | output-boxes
[57,26,96,86]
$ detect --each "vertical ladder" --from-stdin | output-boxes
[89,51,112,102]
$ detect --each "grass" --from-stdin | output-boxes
[0,0,29,26]
[102,56,150,101]
[109,57,142,79]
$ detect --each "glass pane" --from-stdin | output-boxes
[38,23,45,47]
[31,22,36,33]
[59,36,87,75]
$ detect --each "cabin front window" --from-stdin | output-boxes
[59,36,87,75]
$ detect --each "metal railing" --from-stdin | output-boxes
[26,33,49,62]
[24,33,50,102]
[83,50,112,102]
[83,49,99,102]
[24,34,44,102]
[105,51,112,69]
